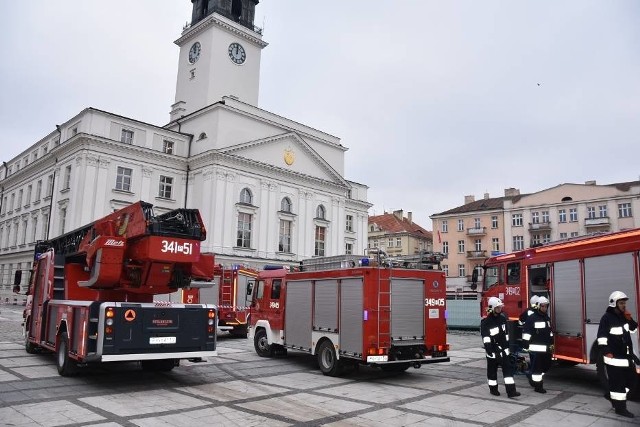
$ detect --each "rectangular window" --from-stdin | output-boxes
[458,264,466,277]
[474,218,481,228]
[599,205,608,218]
[569,208,578,222]
[543,233,551,244]
[396,237,401,247]
[43,144,49,154]
[513,235,524,250]
[1,196,6,215]
[345,215,353,232]
[9,193,15,212]
[278,219,291,252]
[46,175,54,197]
[457,219,464,231]
[237,212,252,248]
[31,216,38,243]
[531,212,539,224]
[442,264,448,277]
[25,185,32,206]
[121,129,134,144]
[441,220,448,233]
[532,234,541,245]
[491,237,499,252]
[542,211,549,223]
[618,202,632,218]
[158,175,173,199]
[587,206,596,219]
[35,180,42,201]
[17,190,23,208]
[457,240,465,253]
[20,219,28,245]
[558,209,566,223]
[388,238,393,248]
[345,243,353,255]
[60,207,67,235]
[315,226,326,256]
[491,216,498,229]
[512,213,523,227]
[42,213,49,240]
[559,232,567,239]
[373,239,378,248]
[442,241,449,254]
[475,239,482,251]
[570,231,579,238]
[163,140,174,154]
[32,151,38,162]
[116,167,133,192]
[63,165,72,190]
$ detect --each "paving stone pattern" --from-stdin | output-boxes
[0,305,638,426]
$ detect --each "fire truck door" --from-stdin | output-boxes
[251,278,284,330]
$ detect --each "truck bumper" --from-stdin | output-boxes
[98,350,217,362]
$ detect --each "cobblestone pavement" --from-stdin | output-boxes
[1,304,638,426]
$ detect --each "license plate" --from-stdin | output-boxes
[366,355,388,362]
[149,336,176,345]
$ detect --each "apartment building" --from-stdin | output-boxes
[368,210,433,258]
[430,181,640,291]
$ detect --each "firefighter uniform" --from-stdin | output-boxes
[522,297,553,393]
[597,291,638,418]
[481,297,520,398]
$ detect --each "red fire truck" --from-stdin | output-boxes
[248,256,450,376]
[182,264,257,337]
[21,201,218,376]
[480,229,640,384]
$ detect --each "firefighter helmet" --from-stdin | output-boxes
[537,296,550,306]
[487,297,504,313]
[608,291,628,308]
[530,295,540,307]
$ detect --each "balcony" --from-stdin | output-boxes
[585,217,610,229]
[466,227,486,236]
[466,250,488,259]
[528,222,552,232]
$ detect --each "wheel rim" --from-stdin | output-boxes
[321,346,333,369]
[258,335,269,351]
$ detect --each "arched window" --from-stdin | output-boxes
[316,204,326,220]
[240,188,252,204]
[281,197,292,213]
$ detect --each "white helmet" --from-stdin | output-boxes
[487,297,504,312]
[537,296,550,306]
[530,295,540,307]
[608,291,628,308]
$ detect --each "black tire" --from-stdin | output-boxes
[24,318,38,354]
[56,332,77,376]
[254,328,274,357]
[141,359,177,372]
[231,324,248,338]
[381,363,411,373]
[317,340,342,376]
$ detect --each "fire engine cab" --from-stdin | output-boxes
[480,228,640,387]
[248,255,450,376]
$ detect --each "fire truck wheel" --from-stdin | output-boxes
[23,319,38,354]
[254,328,274,357]
[56,332,77,376]
[317,340,343,377]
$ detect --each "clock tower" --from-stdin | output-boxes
[170,0,267,121]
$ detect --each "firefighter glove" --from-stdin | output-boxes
[624,311,633,321]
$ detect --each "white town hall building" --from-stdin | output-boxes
[0,0,371,296]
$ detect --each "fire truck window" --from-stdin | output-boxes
[271,279,282,299]
[507,263,520,285]
[485,266,500,288]
[256,280,264,299]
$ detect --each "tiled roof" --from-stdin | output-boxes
[431,196,512,216]
[368,213,432,239]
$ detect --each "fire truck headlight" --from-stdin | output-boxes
[106,318,114,326]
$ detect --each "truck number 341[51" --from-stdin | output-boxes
[160,240,193,255]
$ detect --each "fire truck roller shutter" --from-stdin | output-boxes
[315,280,338,332]
[284,280,312,350]
[553,260,582,337]
[391,279,425,341]
[200,278,218,305]
[339,278,363,355]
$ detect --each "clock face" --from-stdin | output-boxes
[188,42,201,64]
[228,42,246,65]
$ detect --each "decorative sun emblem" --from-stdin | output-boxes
[284,148,295,166]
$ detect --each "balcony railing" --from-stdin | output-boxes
[466,250,488,259]
[528,221,552,232]
[466,227,486,236]
[585,217,610,228]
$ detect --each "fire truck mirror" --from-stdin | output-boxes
[246,281,254,296]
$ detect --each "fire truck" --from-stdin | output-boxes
[479,229,640,385]
[181,264,257,337]
[21,201,218,376]
[248,255,450,376]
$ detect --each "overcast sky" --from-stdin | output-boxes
[2,1,639,228]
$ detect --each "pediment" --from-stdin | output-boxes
[220,132,348,186]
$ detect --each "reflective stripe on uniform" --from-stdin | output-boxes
[531,374,543,382]
[522,333,531,340]
[504,348,510,355]
[505,334,509,341]
[597,337,608,345]
[534,322,546,329]
[489,327,499,336]
[488,379,498,386]
[529,344,547,352]
[483,336,491,343]
[604,355,630,367]
[609,326,623,335]
[504,377,515,385]
[610,391,627,401]
[624,324,630,332]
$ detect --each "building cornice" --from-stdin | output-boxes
[175,13,268,48]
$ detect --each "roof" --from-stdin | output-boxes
[431,196,514,217]
[368,213,432,239]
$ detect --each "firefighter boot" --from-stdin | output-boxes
[534,381,547,394]
[489,385,500,396]
[506,384,521,399]
[614,401,635,418]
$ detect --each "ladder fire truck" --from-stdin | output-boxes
[479,229,640,386]
[181,264,257,337]
[21,201,218,376]
[248,255,450,376]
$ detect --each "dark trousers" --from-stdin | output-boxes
[606,364,637,404]
[487,355,517,394]
[529,351,551,388]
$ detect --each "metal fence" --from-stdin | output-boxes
[447,294,481,329]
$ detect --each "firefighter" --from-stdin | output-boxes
[481,296,521,398]
[522,296,553,393]
[518,294,540,385]
[597,291,638,419]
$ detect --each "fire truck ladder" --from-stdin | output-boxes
[52,254,66,300]
[377,275,392,349]
[220,270,233,307]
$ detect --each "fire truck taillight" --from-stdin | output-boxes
[368,347,386,356]
[207,310,216,333]
[208,310,215,319]
[106,308,115,318]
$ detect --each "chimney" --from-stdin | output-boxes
[504,188,520,197]
[484,192,490,199]
[464,195,475,204]
[393,209,403,220]
[585,180,596,185]
[408,212,413,223]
